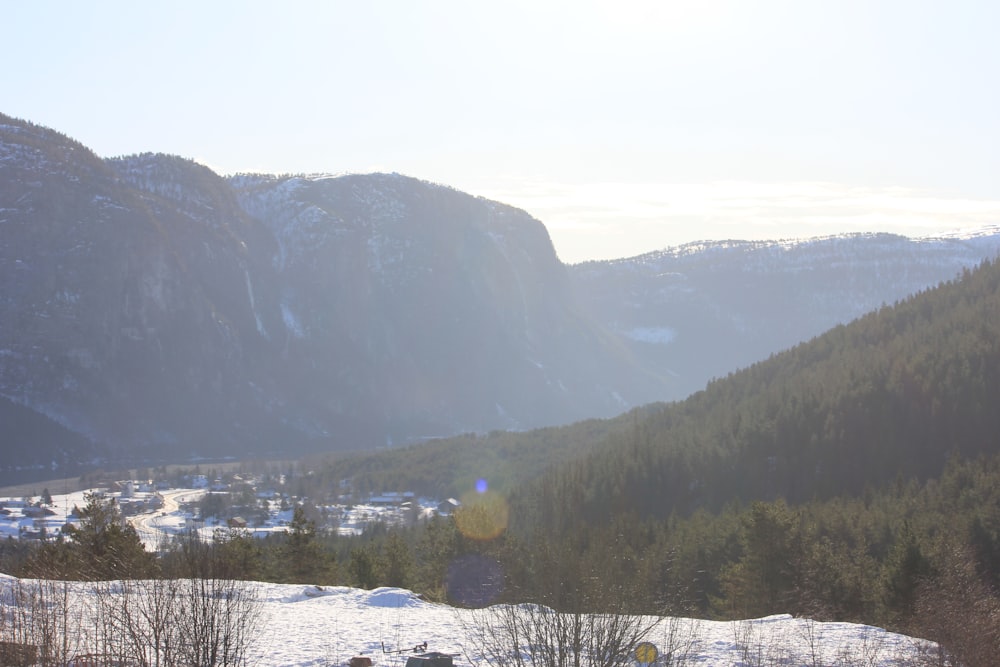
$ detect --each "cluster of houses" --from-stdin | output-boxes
[0,498,63,540]
[1,469,463,544]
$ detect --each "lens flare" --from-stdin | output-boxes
[475,478,488,494]
[446,553,504,608]
[454,489,509,541]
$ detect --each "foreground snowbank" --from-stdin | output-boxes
[250,584,939,666]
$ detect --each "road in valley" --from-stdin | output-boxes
[128,488,205,550]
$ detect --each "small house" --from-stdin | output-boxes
[436,499,460,516]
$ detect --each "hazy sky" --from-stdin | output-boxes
[6,1,999,263]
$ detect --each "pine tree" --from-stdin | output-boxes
[283,505,333,584]
[881,522,931,628]
[718,500,801,618]
[348,544,383,589]
[65,493,156,579]
[383,531,413,588]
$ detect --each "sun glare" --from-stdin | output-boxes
[595,0,728,35]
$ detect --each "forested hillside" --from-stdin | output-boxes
[486,257,1000,661]
[528,258,1000,528]
[298,411,658,501]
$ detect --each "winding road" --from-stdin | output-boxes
[128,488,206,550]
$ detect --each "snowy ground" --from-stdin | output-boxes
[0,488,95,540]
[247,585,939,667]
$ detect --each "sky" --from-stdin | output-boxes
[5,0,1000,263]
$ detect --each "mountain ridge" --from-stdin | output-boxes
[571,230,1000,398]
[2,112,1000,479]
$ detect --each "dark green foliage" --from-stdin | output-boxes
[300,415,645,502]
[160,528,263,580]
[718,500,801,618]
[382,531,413,588]
[279,505,335,584]
[348,544,383,589]
[62,493,157,580]
[413,516,462,599]
[880,523,932,628]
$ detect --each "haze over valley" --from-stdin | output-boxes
[3,114,999,479]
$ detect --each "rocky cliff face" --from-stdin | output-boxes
[0,122,292,469]
[0,115,665,476]
[228,172,664,439]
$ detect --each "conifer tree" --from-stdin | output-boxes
[65,492,156,580]
[283,505,333,584]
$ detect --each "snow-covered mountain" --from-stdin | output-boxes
[2,113,999,477]
[571,231,1000,399]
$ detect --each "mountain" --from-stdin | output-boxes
[571,232,1000,400]
[0,115,665,476]
[225,171,665,438]
[3,113,1000,478]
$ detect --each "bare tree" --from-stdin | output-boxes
[913,544,1000,667]
[86,579,139,666]
[0,577,83,667]
[175,576,264,667]
[464,602,657,667]
[93,577,182,667]
[83,574,263,667]
[656,616,700,667]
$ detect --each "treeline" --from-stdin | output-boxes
[5,452,997,662]
[297,413,646,501]
[3,465,999,663]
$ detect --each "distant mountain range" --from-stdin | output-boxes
[573,230,1000,399]
[1,113,998,479]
